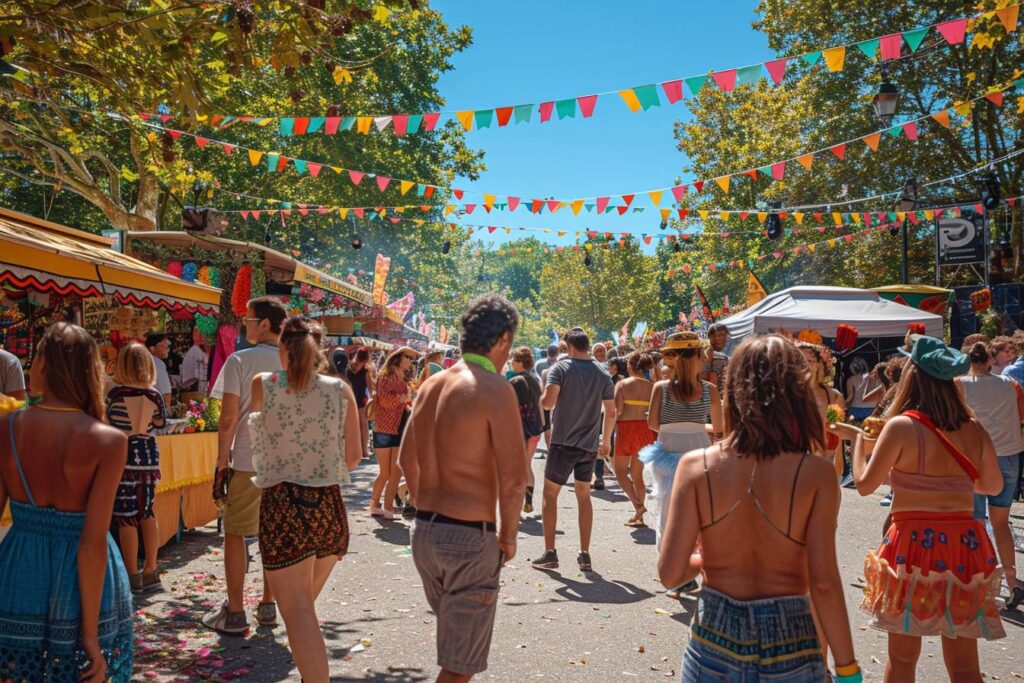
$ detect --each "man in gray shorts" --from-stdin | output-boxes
[400,294,527,681]
[533,327,615,573]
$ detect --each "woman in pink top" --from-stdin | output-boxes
[369,346,417,520]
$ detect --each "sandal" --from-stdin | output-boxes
[256,601,278,627]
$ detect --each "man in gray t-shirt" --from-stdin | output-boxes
[0,349,25,400]
[532,328,614,573]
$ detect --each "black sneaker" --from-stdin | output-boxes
[532,550,559,570]
[682,580,700,593]
[592,479,605,490]
[1006,585,1024,611]
[577,552,593,572]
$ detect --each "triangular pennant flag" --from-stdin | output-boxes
[618,88,643,112]
[392,115,409,136]
[513,104,533,124]
[757,212,768,224]
[375,176,391,191]
[194,136,209,148]
[324,117,341,135]
[456,110,474,131]
[684,74,708,97]
[483,193,496,208]
[495,106,514,126]
[794,212,805,225]
[571,199,584,215]
[764,58,788,85]
[953,101,973,117]
[400,180,414,195]
[577,95,598,118]
[743,169,759,181]
[632,84,660,110]
[736,64,762,86]
[715,176,731,193]
[937,18,968,45]
[597,197,610,213]
[464,204,476,214]
[474,109,494,129]
[996,5,1020,32]
[648,190,663,206]
[277,156,290,173]
[880,33,903,60]
[902,27,929,52]
[693,180,705,193]
[293,117,311,135]
[711,69,738,92]
[292,159,308,175]
[886,125,903,138]
[508,196,520,211]
[356,116,373,134]
[829,143,846,160]
[801,51,822,66]
[856,38,880,59]
[406,114,423,134]
[348,170,364,185]
[621,194,635,208]
[796,154,814,170]
[453,189,464,200]
[771,162,786,181]
[372,116,392,132]
[539,101,555,122]
[661,80,684,103]
[699,210,710,220]
[660,208,671,221]
[671,185,687,202]
[547,200,562,213]
[862,132,882,151]
[307,162,322,178]
[985,92,1005,107]
[221,143,235,155]
[340,116,357,131]
[822,46,846,72]
[902,121,918,140]
[279,118,295,136]
[531,199,543,213]
[931,109,951,127]
[677,209,689,220]
[422,112,441,131]
[555,98,576,119]
[247,149,263,166]
[266,152,279,172]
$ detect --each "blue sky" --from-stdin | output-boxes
[432,0,774,251]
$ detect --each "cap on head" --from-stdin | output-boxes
[899,334,969,381]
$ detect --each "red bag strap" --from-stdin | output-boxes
[902,410,979,481]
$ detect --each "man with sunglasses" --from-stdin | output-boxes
[203,296,286,635]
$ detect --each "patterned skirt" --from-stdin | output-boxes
[259,482,349,570]
[615,420,656,458]
[113,436,161,526]
[862,511,1005,640]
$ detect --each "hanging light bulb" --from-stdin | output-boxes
[765,202,783,239]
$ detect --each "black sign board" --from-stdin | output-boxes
[937,214,985,266]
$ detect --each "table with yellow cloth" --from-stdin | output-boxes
[1,432,219,548]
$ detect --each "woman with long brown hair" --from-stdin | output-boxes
[247,316,362,682]
[0,322,133,682]
[834,335,1005,682]
[347,346,373,460]
[369,346,417,520]
[614,352,656,527]
[660,335,857,682]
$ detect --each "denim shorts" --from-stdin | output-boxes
[373,431,403,449]
[974,453,1023,515]
[682,587,825,682]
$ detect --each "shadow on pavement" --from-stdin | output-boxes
[332,666,429,682]
[1001,608,1024,628]
[372,522,410,546]
[590,489,629,504]
[670,597,699,627]
[629,526,656,545]
[546,570,655,604]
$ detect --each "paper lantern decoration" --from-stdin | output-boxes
[835,324,859,351]
[208,267,221,288]
[194,313,219,337]
[906,322,926,335]
[166,260,183,278]
[232,264,253,317]
[969,288,991,312]
[182,262,198,282]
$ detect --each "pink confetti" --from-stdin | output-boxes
[143,673,158,679]
[197,647,212,657]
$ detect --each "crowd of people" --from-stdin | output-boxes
[0,293,1022,682]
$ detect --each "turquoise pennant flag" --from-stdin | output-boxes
[1015,77,1024,90]
[416,183,426,196]
[514,104,533,124]
[306,117,326,134]
[293,159,308,174]
[340,117,356,131]
[555,98,576,119]
[475,109,494,129]
[279,118,295,136]
[736,64,762,86]
[634,84,660,110]
[857,38,880,59]
[886,126,902,138]
[280,202,292,209]
[801,51,822,66]
[684,75,708,97]
[219,116,235,126]
[585,204,594,212]
[758,165,772,177]
[406,114,423,134]
[903,27,929,52]
[887,211,897,221]
[266,152,279,172]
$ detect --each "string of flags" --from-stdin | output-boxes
[141,4,1022,136]
[143,76,1021,213]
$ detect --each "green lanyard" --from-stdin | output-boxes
[462,353,496,374]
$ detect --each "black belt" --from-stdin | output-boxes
[415,510,496,532]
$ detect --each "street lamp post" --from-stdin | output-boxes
[897,178,917,284]
[872,77,900,126]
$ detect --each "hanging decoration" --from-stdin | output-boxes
[166,260,183,278]
[232,264,252,317]
[181,262,199,282]
[194,313,219,337]
[197,265,212,286]
[142,4,1021,136]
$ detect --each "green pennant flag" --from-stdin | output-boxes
[857,38,879,59]
[266,152,280,172]
[604,205,616,214]
[514,104,533,124]
[888,211,898,221]
[1015,77,1024,91]
[340,117,356,131]
[279,118,295,136]
[306,117,326,134]
[219,116,235,127]
[632,207,645,213]
[886,126,902,138]
[634,84,661,110]
[474,109,494,129]
[902,27,929,53]
[407,114,423,134]
[758,166,772,177]
[736,64,762,86]
[585,204,595,212]
[293,159,308,174]
[416,183,426,196]
[684,74,708,97]
[555,98,576,119]
[801,51,822,66]
[280,202,292,209]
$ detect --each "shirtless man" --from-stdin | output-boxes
[399,294,527,683]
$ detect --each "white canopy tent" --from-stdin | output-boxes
[720,286,944,344]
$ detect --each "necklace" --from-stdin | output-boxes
[32,403,83,413]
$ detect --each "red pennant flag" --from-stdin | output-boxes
[901,121,918,140]
[194,136,209,148]
[464,204,476,214]
[487,226,496,234]
[587,231,598,239]
[711,69,738,92]
[985,92,1005,107]
[677,209,689,220]
[348,170,364,185]
[423,113,441,131]
[495,107,513,126]
[844,234,853,243]
[539,101,555,122]
[424,186,435,198]
[221,143,235,155]
[483,205,492,213]
[277,156,290,172]
[1009,197,1018,207]
[546,200,560,213]
[531,199,543,214]
[693,180,705,193]
[281,210,291,217]
[661,80,684,103]
[252,211,260,220]
[879,33,903,60]
[317,206,329,215]
[621,194,635,207]
[240,210,250,220]
[392,115,409,136]
[298,207,309,216]
[389,217,400,224]
[643,235,652,245]
[307,162,322,178]
[293,117,310,135]
[814,213,823,223]
[975,202,984,214]
[764,58,788,85]
[739,212,749,221]
[617,206,629,215]
[376,176,391,191]
[596,197,610,213]
[577,95,598,117]
[353,208,364,218]
[507,196,520,211]
[829,143,846,160]
[160,114,172,123]
[453,189,465,200]
[671,185,687,202]
[325,117,341,135]
[771,162,786,180]
[139,112,151,120]
[936,18,968,45]
[743,169,758,180]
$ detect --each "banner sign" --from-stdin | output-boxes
[937,215,985,266]
[293,263,373,307]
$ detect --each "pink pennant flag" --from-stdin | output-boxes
[661,80,684,104]
[880,33,903,60]
[194,136,209,148]
[508,196,520,211]
[464,204,476,214]
[671,185,687,202]
[711,69,738,92]
[546,200,560,213]
[252,211,260,220]
[392,115,409,137]
[771,162,786,180]
[539,101,555,123]
[596,197,610,213]
[376,176,391,191]
[764,58,788,85]
[348,170,364,185]
[160,114,172,123]
[306,162,322,178]
[221,143,235,155]
[240,210,250,220]
[298,207,309,216]
[317,206,329,215]
[423,113,441,131]
[844,234,854,243]
[901,121,918,140]
[829,143,847,160]
[325,117,341,135]
[487,226,497,234]
[577,95,599,118]
[937,18,968,45]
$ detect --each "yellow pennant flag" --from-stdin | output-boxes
[896,212,906,221]
[822,46,846,72]
[924,210,935,220]
[484,193,496,208]
[699,210,710,220]
[557,231,566,237]
[953,101,973,117]
[931,109,951,127]
[828,239,836,247]
[331,166,343,174]
[796,154,814,170]
[584,242,594,251]
[338,208,349,218]
[862,132,882,151]
[456,110,474,131]
[807,243,816,252]
[996,5,1020,32]
[746,271,768,308]
[571,199,584,215]
[444,205,456,216]
[648,190,663,206]
[618,89,643,113]
[247,149,263,166]
[356,117,373,134]
[395,207,406,213]
[793,212,805,225]
[504,228,511,235]
[832,212,843,225]
[400,180,414,195]
[851,213,862,224]
[660,208,671,221]
[715,176,731,193]
[757,212,767,224]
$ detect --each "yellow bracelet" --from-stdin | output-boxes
[835,662,861,676]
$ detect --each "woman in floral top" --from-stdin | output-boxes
[369,346,417,520]
[247,316,362,682]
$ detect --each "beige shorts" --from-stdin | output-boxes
[223,469,260,536]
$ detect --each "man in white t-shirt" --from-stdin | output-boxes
[181,326,211,394]
[0,348,25,400]
[202,296,286,635]
[145,333,173,407]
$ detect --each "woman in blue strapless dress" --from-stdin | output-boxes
[0,322,134,682]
